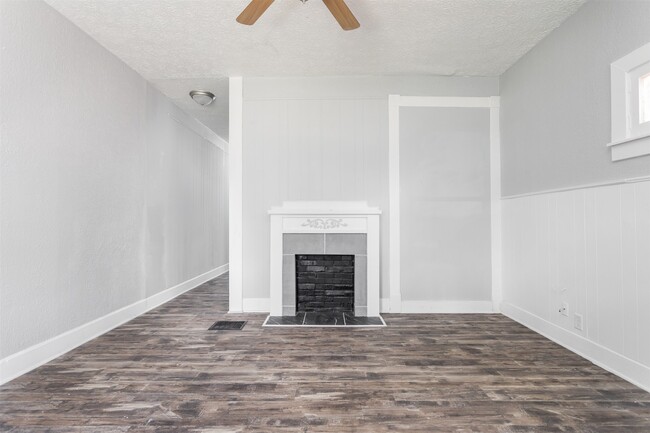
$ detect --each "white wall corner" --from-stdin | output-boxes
[490,99,503,311]
[228,76,244,313]
[168,110,228,152]
[388,94,402,313]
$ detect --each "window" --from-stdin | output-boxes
[609,43,650,161]
[628,61,650,136]
[640,71,650,125]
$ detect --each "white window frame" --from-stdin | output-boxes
[608,41,650,161]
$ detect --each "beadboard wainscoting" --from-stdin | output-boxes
[501,180,650,391]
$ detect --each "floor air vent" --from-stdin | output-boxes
[208,321,247,331]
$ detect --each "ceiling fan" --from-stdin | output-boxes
[236,0,360,31]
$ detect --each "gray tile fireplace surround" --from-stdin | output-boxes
[282,233,367,316]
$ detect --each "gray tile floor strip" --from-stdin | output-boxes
[263,314,386,328]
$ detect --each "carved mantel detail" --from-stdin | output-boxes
[301,218,348,230]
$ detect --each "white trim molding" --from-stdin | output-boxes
[502,174,650,200]
[607,134,650,162]
[401,301,495,314]
[388,95,501,314]
[169,112,228,152]
[0,264,229,386]
[228,77,244,313]
[502,303,650,393]
[388,95,402,313]
[489,96,503,311]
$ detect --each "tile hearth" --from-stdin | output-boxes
[263,312,385,327]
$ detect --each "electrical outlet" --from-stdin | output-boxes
[574,313,584,331]
[559,302,569,317]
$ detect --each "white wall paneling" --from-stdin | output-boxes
[240,93,390,308]
[388,96,500,313]
[501,180,650,392]
[228,77,243,313]
[233,76,498,311]
[242,298,272,313]
[145,90,230,299]
[0,1,229,380]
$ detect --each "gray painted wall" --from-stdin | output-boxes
[500,0,650,197]
[0,1,228,358]
[242,76,498,302]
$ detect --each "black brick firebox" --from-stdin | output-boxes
[295,254,354,313]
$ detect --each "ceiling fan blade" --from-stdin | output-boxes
[322,0,360,31]
[236,0,275,25]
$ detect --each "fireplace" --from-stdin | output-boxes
[268,201,381,317]
[296,254,355,313]
[281,233,367,315]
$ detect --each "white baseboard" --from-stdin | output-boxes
[242,297,270,312]
[380,298,390,313]
[246,298,389,315]
[0,264,228,386]
[145,264,228,311]
[501,302,650,393]
[401,300,494,313]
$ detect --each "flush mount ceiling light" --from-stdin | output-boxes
[189,90,216,106]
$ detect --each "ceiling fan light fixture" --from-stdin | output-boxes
[189,90,216,106]
[236,0,359,30]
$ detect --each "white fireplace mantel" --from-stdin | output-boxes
[269,201,381,317]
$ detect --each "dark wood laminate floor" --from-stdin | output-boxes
[1,273,649,432]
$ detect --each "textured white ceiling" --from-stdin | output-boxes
[46,0,586,139]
